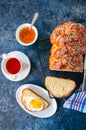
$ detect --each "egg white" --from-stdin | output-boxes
[25,96,43,112]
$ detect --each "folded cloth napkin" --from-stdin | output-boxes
[63,91,86,113]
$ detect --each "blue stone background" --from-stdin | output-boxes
[0,0,86,130]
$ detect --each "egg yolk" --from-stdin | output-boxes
[30,99,43,109]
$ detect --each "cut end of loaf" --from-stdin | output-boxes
[45,76,76,98]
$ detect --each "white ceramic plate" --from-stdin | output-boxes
[16,84,57,118]
[1,51,31,81]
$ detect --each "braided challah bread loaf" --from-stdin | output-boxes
[49,21,86,72]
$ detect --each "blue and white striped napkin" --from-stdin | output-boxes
[63,91,86,113]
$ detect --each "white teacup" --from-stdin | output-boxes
[1,54,22,79]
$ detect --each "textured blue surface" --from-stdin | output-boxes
[0,0,86,130]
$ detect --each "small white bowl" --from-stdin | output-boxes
[16,23,38,46]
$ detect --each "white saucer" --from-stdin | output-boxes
[1,51,31,81]
[16,84,57,118]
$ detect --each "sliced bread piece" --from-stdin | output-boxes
[21,88,49,112]
[45,76,76,98]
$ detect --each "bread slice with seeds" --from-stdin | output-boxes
[45,76,76,98]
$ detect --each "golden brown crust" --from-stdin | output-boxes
[49,21,86,72]
[49,51,84,72]
[50,21,85,44]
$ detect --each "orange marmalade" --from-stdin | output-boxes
[19,27,36,44]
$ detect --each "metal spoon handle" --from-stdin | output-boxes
[82,54,86,91]
[30,12,39,29]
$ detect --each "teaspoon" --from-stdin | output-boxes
[29,12,39,31]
